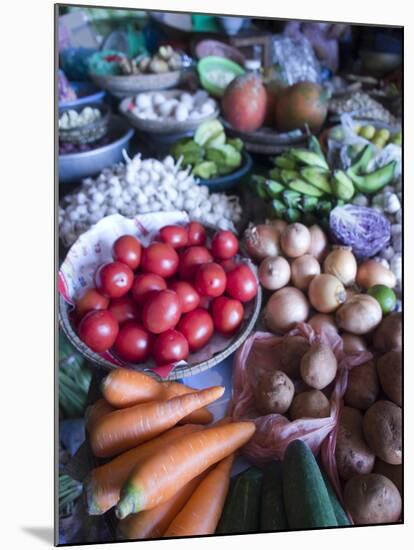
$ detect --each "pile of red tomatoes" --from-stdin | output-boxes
[74,222,258,365]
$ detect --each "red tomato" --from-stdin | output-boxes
[152,329,189,365]
[226,264,258,302]
[194,262,226,298]
[141,289,181,334]
[108,296,139,325]
[220,258,238,273]
[113,321,151,363]
[211,296,244,334]
[141,242,179,278]
[112,235,142,270]
[75,288,109,320]
[187,222,206,245]
[78,310,119,353]
[95,261,134,299]
[131,273,167,304]
[177,308,214,352]
[211,230,239,260]
[159,225,189,249]
[178,246,213,280]
[169,281,200,313]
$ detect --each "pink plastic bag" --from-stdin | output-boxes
[229,322,372,512]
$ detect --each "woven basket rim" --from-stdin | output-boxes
[91,71,182,96]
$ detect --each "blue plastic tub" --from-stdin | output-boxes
[58,81,106,111]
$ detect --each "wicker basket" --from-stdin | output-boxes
[119,91,219,135]
[91,71,182,99]
[59,289,261,381]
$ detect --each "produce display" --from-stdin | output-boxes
[59,154,242,245]
[57,11,403,545]
[129,90,217,122]
[171,119,244,179]
[72,223,257,367]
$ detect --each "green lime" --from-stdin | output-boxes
[367,284,397,314]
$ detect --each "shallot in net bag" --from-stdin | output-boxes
[229,322,372,508]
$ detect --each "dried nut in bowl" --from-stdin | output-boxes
[289,390,330,421]
[335,406,375,481]
[300,342,337,390]
[362,400,402,465]
[343,473,401,525]
[254,370,294,415]
[344,360,379,410]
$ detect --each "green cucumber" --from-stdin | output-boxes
[288,179,324,197]
[283,439,338,529]
[347,161,396,195]
[216,467,263,535]
[320,469,351,526]
[300,167,332,194]
[260,462,288,532]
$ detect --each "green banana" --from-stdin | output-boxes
[270,199,286,218]
[284,208,301,223]
[348,144,374,174]
[289,148,329,170]
[317,200,334,217]
[301,195,319,212]
[300,167,332,194]
[288,178,324,197]
[265,180,285,198]
[280,169,300,184]
[308,135,326,161]
[273,155,297,170]
[282,190,302,209]
[269,167,282,181]
[252,175,269,199]
[331,170,355,200]
[347,161,396,194]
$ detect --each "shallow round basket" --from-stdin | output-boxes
[59,288,261,381]
[197,151,253,191]
[119,91,219,135]
[91,70,182,99]
[59,103,110,145]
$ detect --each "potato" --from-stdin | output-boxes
[373,459,402,495]
[363,400,402,465]
[335,407,375,481]
[373,312,402,352]
[344,360,379,410]
[254,370,294,415]
[300,342,337,389]
[289,390,330,420]
[343,473,401,525]
[276,336,310,379]
[377,351,402,407]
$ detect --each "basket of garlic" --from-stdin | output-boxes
[119,90,219,134]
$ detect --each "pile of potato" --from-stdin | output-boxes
[336,312,402,525]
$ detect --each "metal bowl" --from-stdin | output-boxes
[91,70,182,99]
[119,91,219,135]
[59,116,134,184]
[59,103,111,145]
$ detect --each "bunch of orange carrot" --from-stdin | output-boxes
[84,369,256,540]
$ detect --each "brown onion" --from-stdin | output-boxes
[291,254,321,290]
[280,223,311,258]
[308,274,346,313]
[341,332,368,354]
[269,219,288,236]
[323,247,357,286]
[345,287,358,301]
[309,224,329,262]
[244,224,280,263]
[308,313,339,337]
[356,260,397,289]
[264,286,310,333]
[259,256,291,290]
[336,294,382,335]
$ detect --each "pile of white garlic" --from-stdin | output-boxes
[352,175,402,299]
[59,152,242,246]
[59,106,101,130]
[132,90,217,123]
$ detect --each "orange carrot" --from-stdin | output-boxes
[163,454,234,537]
[117,472,206,540]
[116,421,255,519]
[85,424,203,515]
[102,370,213,424]
[85,398,114,433]
[90,386,224,458]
